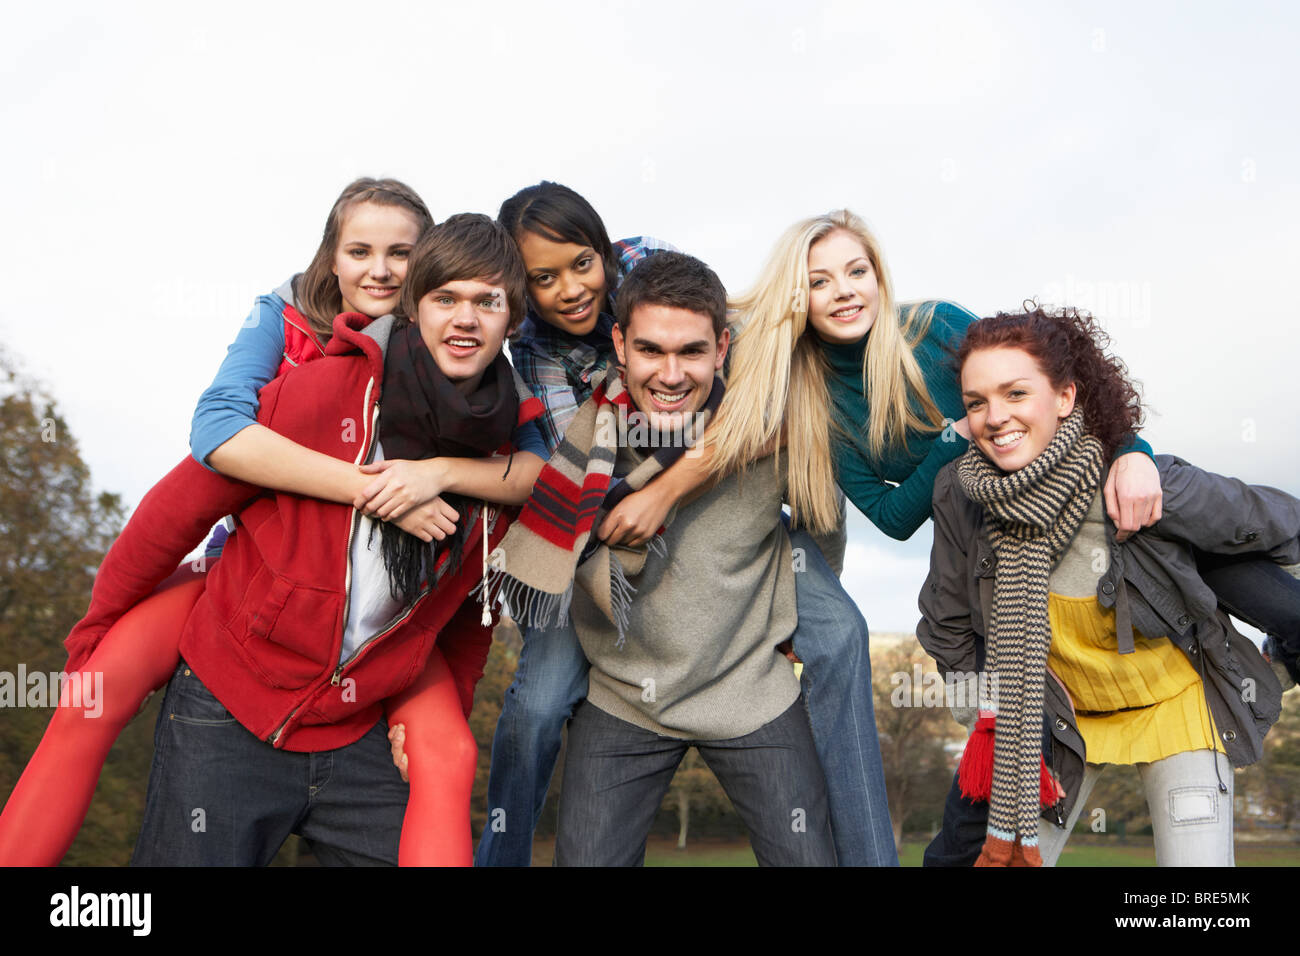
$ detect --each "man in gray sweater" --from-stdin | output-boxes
[554,252,835,866]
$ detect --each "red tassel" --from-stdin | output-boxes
[958,712,1064,809]
[1040,761,1065,807]
[957,714,996,801]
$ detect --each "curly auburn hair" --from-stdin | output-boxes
[956,304,1145,461]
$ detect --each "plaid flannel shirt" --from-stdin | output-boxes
[509,235,678,455]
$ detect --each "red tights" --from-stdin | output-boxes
[386,647,477,866]
[0,571,477,867]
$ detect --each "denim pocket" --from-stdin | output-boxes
[168,664,237,726]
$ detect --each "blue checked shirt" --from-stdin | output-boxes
[509,236,678,455]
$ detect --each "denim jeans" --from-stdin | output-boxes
[1037,750,1234,866]
[132,662,408,866]
[1195,552,1300,683]
[555,697,836,866]
[475,617,589,867]
[786,527,897,866]
[477,530,897,866]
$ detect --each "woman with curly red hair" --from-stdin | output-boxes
[918,305,1297,866]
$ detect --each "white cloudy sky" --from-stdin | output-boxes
[3,1,1297,632]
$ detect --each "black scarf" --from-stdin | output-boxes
[374,322,519,603]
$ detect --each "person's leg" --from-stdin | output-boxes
[554,701,685,867]
[1139,749,1234,867]
[786,527,897,866]
[0,572,204,866]
[922,772,990,866]
[1037,763,1104,867]
[697,696,837,866]
[1195,552,1300,684]
[384,647,477,866]
[475,617,589,867]
[295,720,411,867]
[131,661,303,866]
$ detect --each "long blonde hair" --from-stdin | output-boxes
[706,210,945,532]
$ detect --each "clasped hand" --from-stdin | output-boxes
[354,458,459,544]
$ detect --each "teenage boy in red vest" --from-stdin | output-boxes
[74,214,546,865]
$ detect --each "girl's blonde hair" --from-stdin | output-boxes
[705,209,945,532]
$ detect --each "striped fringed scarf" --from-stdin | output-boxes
[482,367,724,645]
[955,406,1103,867]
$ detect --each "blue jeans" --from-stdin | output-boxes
[475,617,589,866]
[1195,551,1300,683]
[555,697,836,866]
[477,529,896,866]
[786,527,898,865]
[132,662,408,866]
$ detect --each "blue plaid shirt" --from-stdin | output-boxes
[509,236,677,455]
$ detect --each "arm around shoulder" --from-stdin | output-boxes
[836,426,967,541]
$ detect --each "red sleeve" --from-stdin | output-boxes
[63,457,259,672]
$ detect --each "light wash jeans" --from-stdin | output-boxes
[474,616,589,867]
[1038,749,1234,866]
[475,528,897,866]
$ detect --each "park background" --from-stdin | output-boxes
[1,1,1297,864]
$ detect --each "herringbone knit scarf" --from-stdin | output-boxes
[956,406,1102,866]
[482,368,724,645]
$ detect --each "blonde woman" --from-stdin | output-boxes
[706,209,1163,541]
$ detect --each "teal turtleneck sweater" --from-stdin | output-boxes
[820,301,1152,541]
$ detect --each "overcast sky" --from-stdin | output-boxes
[3,1,1297,632]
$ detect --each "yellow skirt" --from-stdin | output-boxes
[1047,593,1222,765]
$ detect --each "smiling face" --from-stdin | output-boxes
[515,230,609,336]
[805,229,881,344]
[613,303,729,432]
[332,202,423,318]
[961,346,1077,472]
[800,230,883,345]
[415,277,512,395]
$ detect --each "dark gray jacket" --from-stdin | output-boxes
[917,454,1296,825]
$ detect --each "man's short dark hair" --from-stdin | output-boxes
[614,252,727,339]
[400,213,526,332]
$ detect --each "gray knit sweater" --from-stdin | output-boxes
[570,451,801,740]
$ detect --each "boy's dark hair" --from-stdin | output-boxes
[399,213,526,332]
[614,252,727,339]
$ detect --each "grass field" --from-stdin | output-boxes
[531,836,1299,867]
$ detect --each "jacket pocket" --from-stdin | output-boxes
[239,574,341,690]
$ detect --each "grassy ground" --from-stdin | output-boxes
[530,836,1299,867]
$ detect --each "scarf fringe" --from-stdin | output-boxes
[957,712,1067,808]
[473,533,668,648]
[609,557,636,649]
[608,536,664,648]
[474,567,574,634]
